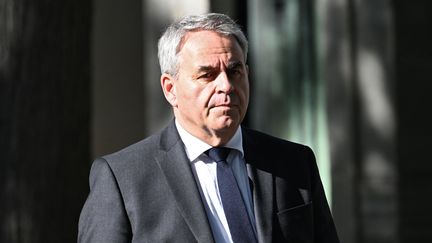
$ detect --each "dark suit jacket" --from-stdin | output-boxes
[78,121,339,243]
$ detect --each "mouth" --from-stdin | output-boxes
[216,104,232,107]
[211,104,237,110]
[210,104,240,115]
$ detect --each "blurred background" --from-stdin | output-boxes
[1,0,431,242]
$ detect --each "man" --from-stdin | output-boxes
[78,13,339,243]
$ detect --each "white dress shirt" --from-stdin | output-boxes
[175,120,257,243]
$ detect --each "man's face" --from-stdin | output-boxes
[162,30,249,145]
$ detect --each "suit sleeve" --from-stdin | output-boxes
[78,158,132,243]
[306,147,340,243]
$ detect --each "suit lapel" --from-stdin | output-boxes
[243,128,274,243]
[247,164,274,243]
[243,127,312,243]
[155,122,215,243]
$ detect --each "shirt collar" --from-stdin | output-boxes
[175,120,244,162]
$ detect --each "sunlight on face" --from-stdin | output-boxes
[173,30,249,145]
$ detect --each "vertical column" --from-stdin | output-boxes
[92,0,145,157]
[317,0,358,242]
[0,0,91,242]
[319,0,397,242]
[353,1,397,242]
[394,1,432,243]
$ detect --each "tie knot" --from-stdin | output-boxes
[206,147,231,162]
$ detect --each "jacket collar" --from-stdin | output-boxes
[155,121,215,243]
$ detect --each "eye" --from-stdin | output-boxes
[227,68,242,77]
[199,72,216,80]
[200,73,211,78]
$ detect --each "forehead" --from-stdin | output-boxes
[178,30,245,65]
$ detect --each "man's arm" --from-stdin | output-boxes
[78,158,132,243]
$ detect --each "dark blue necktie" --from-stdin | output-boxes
[207,147,258,243]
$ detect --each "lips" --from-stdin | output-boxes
[211,103,237,109]
[216,104,232,107]
[210,105,240,116]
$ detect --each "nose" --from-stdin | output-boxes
[216,72,234,94]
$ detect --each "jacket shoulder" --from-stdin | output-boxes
[242,126,312,153]
[241,126,316,175]
[102,133,160,163]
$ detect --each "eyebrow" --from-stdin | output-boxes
[197,65,216,73]
[197,60,243,72]
[227,61,243,70]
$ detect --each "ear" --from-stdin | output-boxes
[160,73,178,107]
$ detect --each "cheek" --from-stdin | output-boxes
[199,86,217,106]
[178,84,213,109]
[236,79,250,100]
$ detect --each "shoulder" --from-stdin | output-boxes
[241,126,316,175]
[94,122,177,177]
[85,128,172,198]
[102,133,160,164]
[101,121,179,165]
[242,126,313,154]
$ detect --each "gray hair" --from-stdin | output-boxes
[157,13,248,76]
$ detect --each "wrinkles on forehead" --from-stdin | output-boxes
[174,30,246,82]
[176,30,240,56]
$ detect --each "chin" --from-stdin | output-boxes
[213,117,239,131]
